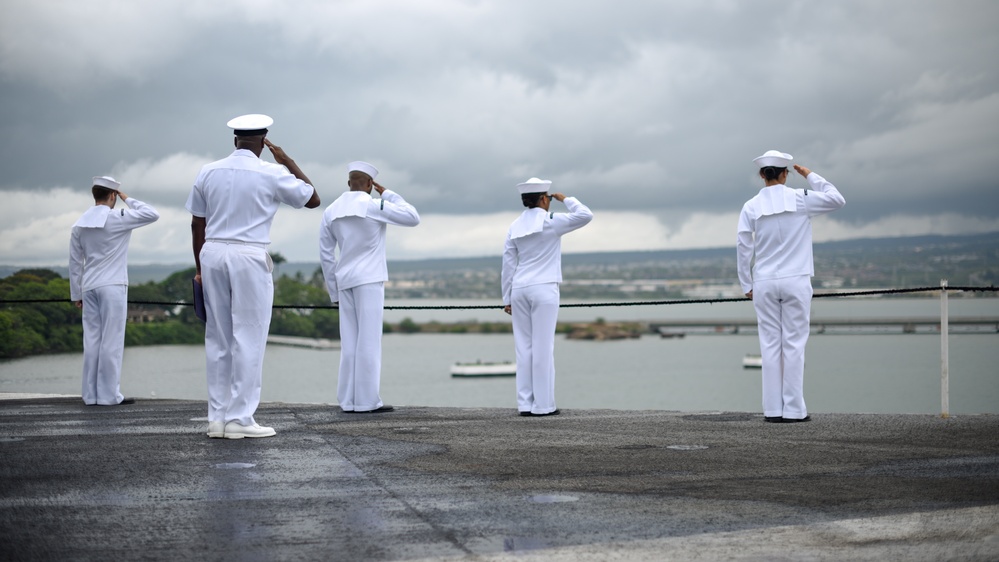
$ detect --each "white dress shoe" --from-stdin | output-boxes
[207,421,225,439]
[223,421,276,439]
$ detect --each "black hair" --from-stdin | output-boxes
[235,134,265,148]
[760,166,787,182]
[521,192,546,208]
[92,186,114,201]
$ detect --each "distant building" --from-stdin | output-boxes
[127,305,167,324]
[681,284,744,299]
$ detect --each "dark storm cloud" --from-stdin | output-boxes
[0,0,997,264]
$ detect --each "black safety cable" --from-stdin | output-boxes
[2,285,995,310]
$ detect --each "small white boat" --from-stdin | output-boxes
[450,360,516,377]
[742,354,763,369]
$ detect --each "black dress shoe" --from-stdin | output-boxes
[531,409,560,417]
[519,411,532,417]
[764,416,785,423]
[118,398,136,405]
[782,415,811,423]
[360,405,395,413]
[343,405,395,414]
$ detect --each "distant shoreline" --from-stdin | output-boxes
[4,230,998,284]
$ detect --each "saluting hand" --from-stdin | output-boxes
[264,138,314,190]
[373,181,386,195]
[264,139,293,166]
[793,164,812,178]
[550,192,566,202]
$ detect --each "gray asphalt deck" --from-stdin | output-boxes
[1,397,997,561]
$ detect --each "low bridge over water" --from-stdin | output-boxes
[648,316,999,335]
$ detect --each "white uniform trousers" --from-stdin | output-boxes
[81,284,127,405]
[200,241,273,426]
[753,275,812,419]
[337,282,385,412]
[511,283,559,415]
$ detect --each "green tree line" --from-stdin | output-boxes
[0,269,82,359]
[0,266,340,359]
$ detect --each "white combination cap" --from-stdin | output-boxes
[517,177,552,194]
[348,161,378,180]
[753,150,793,168]
[92,176,120,190]
[227,114,273,136]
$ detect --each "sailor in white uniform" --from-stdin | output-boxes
[502,178,592,416]
[320,161,420,413]
[186,114,320,439]
[737,150,845,423]
[69,176,160,405]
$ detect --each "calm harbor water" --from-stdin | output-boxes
[2,297,996,414]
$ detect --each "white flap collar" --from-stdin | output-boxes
[73,206,112,229]
[751,185,798,219]
[328,191,371,220]
[509,208,547,239]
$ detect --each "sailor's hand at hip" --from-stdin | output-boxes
[503,305,512,315]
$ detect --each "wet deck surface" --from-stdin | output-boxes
[2,397,998,561]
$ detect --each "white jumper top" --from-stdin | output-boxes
[69,198,160,301]
[736,172,845,294]
[319,189,420,298]
[502,196,593,305]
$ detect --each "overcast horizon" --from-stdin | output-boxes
[2,0,998,267]
[5,230,996,273]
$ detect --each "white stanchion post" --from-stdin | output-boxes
[940,279,949,419]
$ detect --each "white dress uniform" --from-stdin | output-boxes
[502,179,593,415]
[319,162,420,412]
[69,177,160,405]
[185,148,315,427]
[737,151,845,420]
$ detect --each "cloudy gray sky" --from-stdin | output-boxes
[1,0,997,266]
